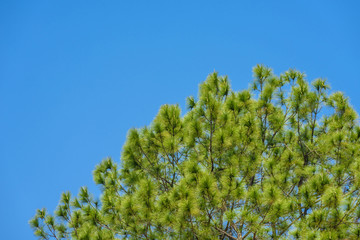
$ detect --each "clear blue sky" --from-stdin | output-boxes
[1,1,359,239]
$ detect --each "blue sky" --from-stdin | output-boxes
[1,1,359,239]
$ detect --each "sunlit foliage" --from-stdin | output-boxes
[31,65,360,239]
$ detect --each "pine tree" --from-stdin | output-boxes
[30,65,360,239]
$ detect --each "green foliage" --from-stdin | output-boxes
[31,65,360,239]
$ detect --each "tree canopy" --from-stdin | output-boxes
[31,65,360,239]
